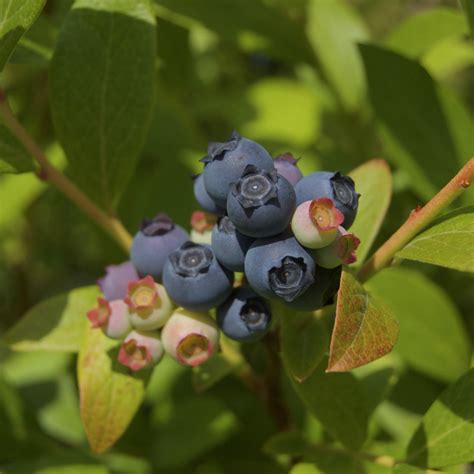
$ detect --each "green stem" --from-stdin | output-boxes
[0,90,132,252]
[357,158,474,282]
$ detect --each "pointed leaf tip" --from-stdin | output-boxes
[327,270,399,372]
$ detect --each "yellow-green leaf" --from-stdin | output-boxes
[306,0,369,110]
[0,0,46,70]
[78,323,150,453]
[4,286,98,352]
[349,159,392,264]
[407,368,474,468]
[397,207,474,273]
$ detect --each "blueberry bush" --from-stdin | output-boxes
[1,1,474,473]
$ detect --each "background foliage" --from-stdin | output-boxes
[0,0,473,473]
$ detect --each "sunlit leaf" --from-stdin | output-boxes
[78,323,150,453]
[349,159,392,264]
[385,8,467,58]
[327,271,398,372]
[242,79,321,148]
[0,0,46,70]
[407,368,474,468]
[306,0,369,110]
[367,267,471,382]
[397,207,474,273]
[5,286,99,352]
[50,0,156,211]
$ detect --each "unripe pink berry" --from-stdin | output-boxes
[124,276,174,331]
[313,227,360,268]
[190,210,216,245]
[161,308,219,367]
[291,198,344,249]
[117,330,164,372]
[87,298,131,339]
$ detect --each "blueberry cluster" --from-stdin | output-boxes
[87,131,360,372]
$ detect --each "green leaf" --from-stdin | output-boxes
[264,431,311,457]
[0,125,34,174]
[287,356,369,450]
[154,0,313,65]
[460,0,474,36]
[4,286,99,352]
[38,374,85,445]
[406,368,474,468]
[306,0,369,110]
[242,79,322,148]
[78,323,150,453]
[360,44,474,201]
[348,159,392,264]
[290,463,323,474]
[367,267,471,383]
[384,7,467,58]
[50,0,156,212]
[150,395,238,469]
[280,310,328,383]
[397,207,474,273]
[422,37,474,80]
[392,464,426,473]
[0,0,46,71]
[192,353,235,393]
[327,270,399,372]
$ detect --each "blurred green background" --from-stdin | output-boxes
[0,0,473,473]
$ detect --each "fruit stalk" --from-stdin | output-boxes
[0,90,132,252]
[358,158,474,282]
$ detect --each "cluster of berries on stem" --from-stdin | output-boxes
[87,131,360,372]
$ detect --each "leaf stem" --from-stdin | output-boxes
[357,158,474,282]
[0,90,132,252]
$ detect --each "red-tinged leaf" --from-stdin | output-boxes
[78,323,151,453]
[327,270,399,372]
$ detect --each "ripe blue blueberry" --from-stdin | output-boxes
[192,174,225,215]
[200,130,274,208]
[273,153,303,186]
[162,242,234,312]
[217,287,272,342]
[294,171,359,228]
[211,216,254,272]
[244,233,315,302]
[227,165,296,238]
[284,265,341,311]
[130,213,189,282]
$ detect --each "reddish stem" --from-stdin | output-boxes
[357,158,474,282]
